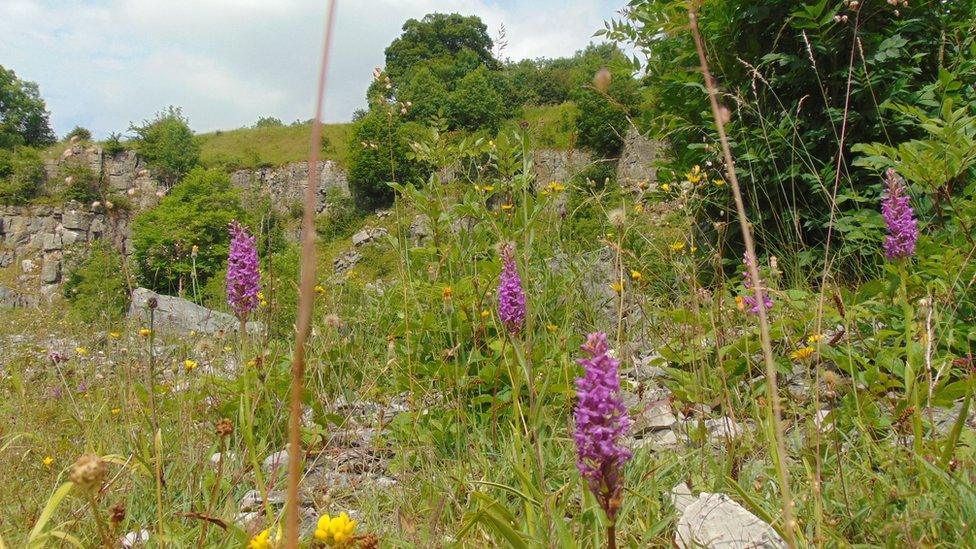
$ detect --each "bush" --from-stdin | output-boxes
[447,66,508,133]
[62,241,130,324]
[573,70,640,157]
[131,168,246,295]
[102,132,127,155]
[347,109,427,211]
[254,116,283,128]
[316,191,364,242]
[65,126,92,142]
[60,165,103,203]
[130,106,200,186]
[0,147,45,204]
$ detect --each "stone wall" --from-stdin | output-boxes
[617,127,661,186]
[230,160,349,214]
[0,202,132,306]
[46,144,163,210]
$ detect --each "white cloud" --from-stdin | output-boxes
[0,0,622,138]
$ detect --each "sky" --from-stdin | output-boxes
[0,0,625,139]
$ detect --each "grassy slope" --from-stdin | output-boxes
[197,122,353,171]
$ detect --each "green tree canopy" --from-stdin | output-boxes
[0,65,56,149]
[130,106,200,186]
[384,13,497,85]
[347,109,427,211]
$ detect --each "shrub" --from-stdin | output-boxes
[347,109,427,211]
[60,165,103,203]
[316,191,364,242]
[573,70,640,157]
[65,126,92,142]
[130,106,200,186]
[102,132,127,155]
[447,66,508,133]
[62,241,130,324]
[131,168,246,295]
[254,116,283,128]
[0,147,45,204]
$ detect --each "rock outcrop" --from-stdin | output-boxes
[230,160,349,214]
[128,287,263,335]
[616,127,661,186]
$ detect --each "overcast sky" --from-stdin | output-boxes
[0,0,624,139]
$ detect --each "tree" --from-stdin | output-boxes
[65,126,92,142]
[384,13,496,85]
[131,168,246,295]
[0,65,56,149]
[130,106,200,186]
[398,66,450,123]
[447,66,507,133]
[347,109,426,211]
[574,68,641,157]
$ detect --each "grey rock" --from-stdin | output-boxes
[40,257,60,283]
[675,492,787,548]
[20,259,35,273]
[671,482,695,513]
[351,227,388,247]
[262,450,291,475]
[240,489,286,512]
[42,233,62,251]
[62,210,92,231]
[0,250,12,268]
[617,127,661,186]
[120,530,150,548]
[128,287,263,335]
[632,399,678,434]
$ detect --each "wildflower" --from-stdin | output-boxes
[735,296,746,311]
[690,246,698,253]
[442,286,453,300]
[315,512,357,546]
[660,183,671,192]
[497,244,526,335]
[183,359,198,372]
[481,309,490,319]
[634,203,644,214]
[574,332,632,522]
[48,350,68,364]
[546,323,558,333]
[501,202,514,211]
[543,181,566,195]
[807,334,824,344]
[108,331,121,339]
[713,179,725,186]
[111,408,121,416]
[740,252,774,315]
[630,270,643,282]
[75,347,88,356]
[43,456,54,467]
[881,168,918,260]
[191,244,199,257]
[247,528,273,549]
[138,327,151,338]
[315,285,326,295]
[226,220,261,323]
[610,281,623,294]
[669,241,685,252]
[685,165,702,184]
[70,454,107,492]
[791,347,815,361]
[215,418,234,437]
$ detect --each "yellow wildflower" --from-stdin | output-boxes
[315,285,326,295]
[690,246,698,253]
[791,347,815,361]
[660,183,671,192]
[735,296,746,311]
[630,270,643,282]
[610,282,624,294]
[223,345,232,352]
[480,310,490,319]
[543,181,566,195]
[546,323,558,333]
[501,203,514,211]
[685,165,702,184]
[75,347,88,356]
[43,456,54,467]
[669,241,685,252]
[183,359,198,372]
[247,528,272,549]
[108,331,121,339]
[111,408,121,416]
[315,512,357,546]
[442,286,453,300]
[807,334,824,343]
[634,203,644,214]
[138,327,151,338]
[714,179,725,186]
[481,184,495,193]
[189,330,197,337]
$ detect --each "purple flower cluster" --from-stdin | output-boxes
[881,168,918,261]
[741,252,773,315]
[47,350,68,364]
[573,332,632,519]
[226,220,261,322]
[497,244,526,335]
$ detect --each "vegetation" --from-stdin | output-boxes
[129,106,201,186]
[0,146,45,204]
[62,241,130,324]
[0,65,56,149]
[196,120,352,171]
[64,126,92,142]
[347,108,427,211]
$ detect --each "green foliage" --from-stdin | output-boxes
[0,146,45,204]
[102,132,127,155]
[0,65,56,149]
[253,116,283,128]
[316,191,365,242]
[347,109,427,211]
[197,121,351,171]
[383,13,497,85]
[573,68,640,157]
[604,0,976,278]
[131,168,246,294]
[62,241,130,324]
[129,106,201,186]
[64,126,92,142]
[447,66,508,133]
[60,164,104,203]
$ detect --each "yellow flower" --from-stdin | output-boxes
[544,181,566,194]
[630,270,643,282]
[546,323,558,333]
[807,334,824,343]
[791,347,816,361]
[111,408,121,416]
[685,165,702,184]
[43,456,54,467]
[189,330,197,337]
[633,203,644,214]
[223,345,232,352]
[669,241,685,252]
[108,331,121,339]
[257,292,265,301]
[610,282,624,294]
[735,296,746,311]
[247,528,273,549]
[315,285,326,295]
[75,347,88,356]
[501,203,514,211]
[713,179,725,186]
[138,328,151,338]
[183,359,198,372]
[480,309,490,319]
[260,298,269,307]
[690,246,698,253]
[442,286,453,300]
[315,512,357,546]
[660,183,671,192]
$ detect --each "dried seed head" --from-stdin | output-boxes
[593,68,611,93]
[70,454,107,491]
[147,297,158,310]
[215,418,234,437]
[109,503,126,524]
